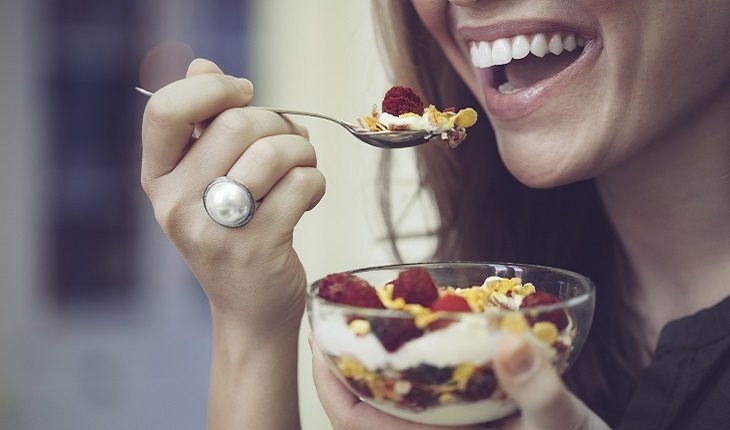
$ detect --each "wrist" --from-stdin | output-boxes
[210,305,302,354]
[208,309,302,430]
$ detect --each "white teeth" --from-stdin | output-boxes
[468,31,587,69]
[498,81,519,94]
[511,35,530,60]
[477,41,492,68]
[470,42,479,67]
[530,33,549,58]
[563,33,577,52]
[491,38,511,65]
[548,34,564,55]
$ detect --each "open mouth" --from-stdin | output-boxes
[460,26,601,120]
[468,32,587,94]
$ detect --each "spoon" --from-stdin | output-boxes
[135,87,435,149]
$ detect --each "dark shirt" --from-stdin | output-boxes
[618,295,730,430]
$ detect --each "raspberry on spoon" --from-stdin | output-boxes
[382,86,425,116]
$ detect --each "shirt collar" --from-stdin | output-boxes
[656,294,730,355]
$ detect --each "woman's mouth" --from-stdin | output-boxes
[461,27,601,120]
[469,32,585,93]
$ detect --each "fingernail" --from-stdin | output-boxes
[505,337,535,376]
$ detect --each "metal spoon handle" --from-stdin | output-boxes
[257,108,347,126]
[136,87,344,125]
[135,87,154,97]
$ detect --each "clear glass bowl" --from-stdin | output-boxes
[306,262,595,426]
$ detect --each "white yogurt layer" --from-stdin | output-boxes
[379,112,428,130]
[379,112,453,135]
[313,311,556,370]
[365,396,518,426]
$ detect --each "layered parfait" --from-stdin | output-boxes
[355,86,478,148]
[309,267,575,425]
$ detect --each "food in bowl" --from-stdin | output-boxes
[354,86,478,148]
[306,263,594,426]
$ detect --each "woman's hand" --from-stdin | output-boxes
[141,59,325,338]
[142,58,325,429]
[311,335,611,430]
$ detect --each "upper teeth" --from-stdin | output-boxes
[469,32,586,69]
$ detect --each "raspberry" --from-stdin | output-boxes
[428,296,470,330]
[381,86,425,116]
[403,364,454,386]
[392,268,439,307]
[318,273,384,309]
[370,318,423,352]
[520,291,569,330]
[461,367,497,401]
[426,318,456,332]
[401,386,439,409]
[346,377,373,398]
[430,295,471,312]
[554,341,570,357]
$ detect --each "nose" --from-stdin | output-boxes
[449,0,480,6]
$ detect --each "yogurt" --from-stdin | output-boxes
[313,310,557,370]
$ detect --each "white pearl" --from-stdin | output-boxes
[204,180,254,227]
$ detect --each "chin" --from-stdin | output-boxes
[495,130,599,189]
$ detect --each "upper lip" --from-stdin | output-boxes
[457,20,596,43]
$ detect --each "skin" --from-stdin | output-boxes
[140,0,730,428]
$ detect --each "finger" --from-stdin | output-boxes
[141,73,253,181]
[250,166,326,235]
[174,108,309,181]
[186,58,224,77]
[493,336,596,430]
[185,59,227,137]
[224,134,316,201]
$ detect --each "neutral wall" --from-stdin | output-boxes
[0,0,35,426]
[0,0,14,423]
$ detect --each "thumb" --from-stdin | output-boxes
[185,58,255,138]
[493,335,596,430]
[186,58,224,138]
[186,57,224,78]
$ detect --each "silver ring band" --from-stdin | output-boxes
[203,177,256,228]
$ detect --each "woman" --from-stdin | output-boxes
[140,0,730,428]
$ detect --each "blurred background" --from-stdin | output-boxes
[0,0,437,429]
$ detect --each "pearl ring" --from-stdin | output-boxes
[203,177,256,228]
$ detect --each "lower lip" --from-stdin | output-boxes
[478,38,602,121]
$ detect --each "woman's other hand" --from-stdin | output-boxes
[141,58,325,338]
[311,335,611,430]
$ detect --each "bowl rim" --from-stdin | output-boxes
[306,261,596,318]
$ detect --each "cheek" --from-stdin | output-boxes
[410,0,446,33]
[411,0,484,104]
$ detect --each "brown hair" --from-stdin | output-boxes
[373,2,647,425]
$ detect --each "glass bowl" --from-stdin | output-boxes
[306,262,595,426]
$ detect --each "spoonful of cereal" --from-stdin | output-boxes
[355,86,477,149]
